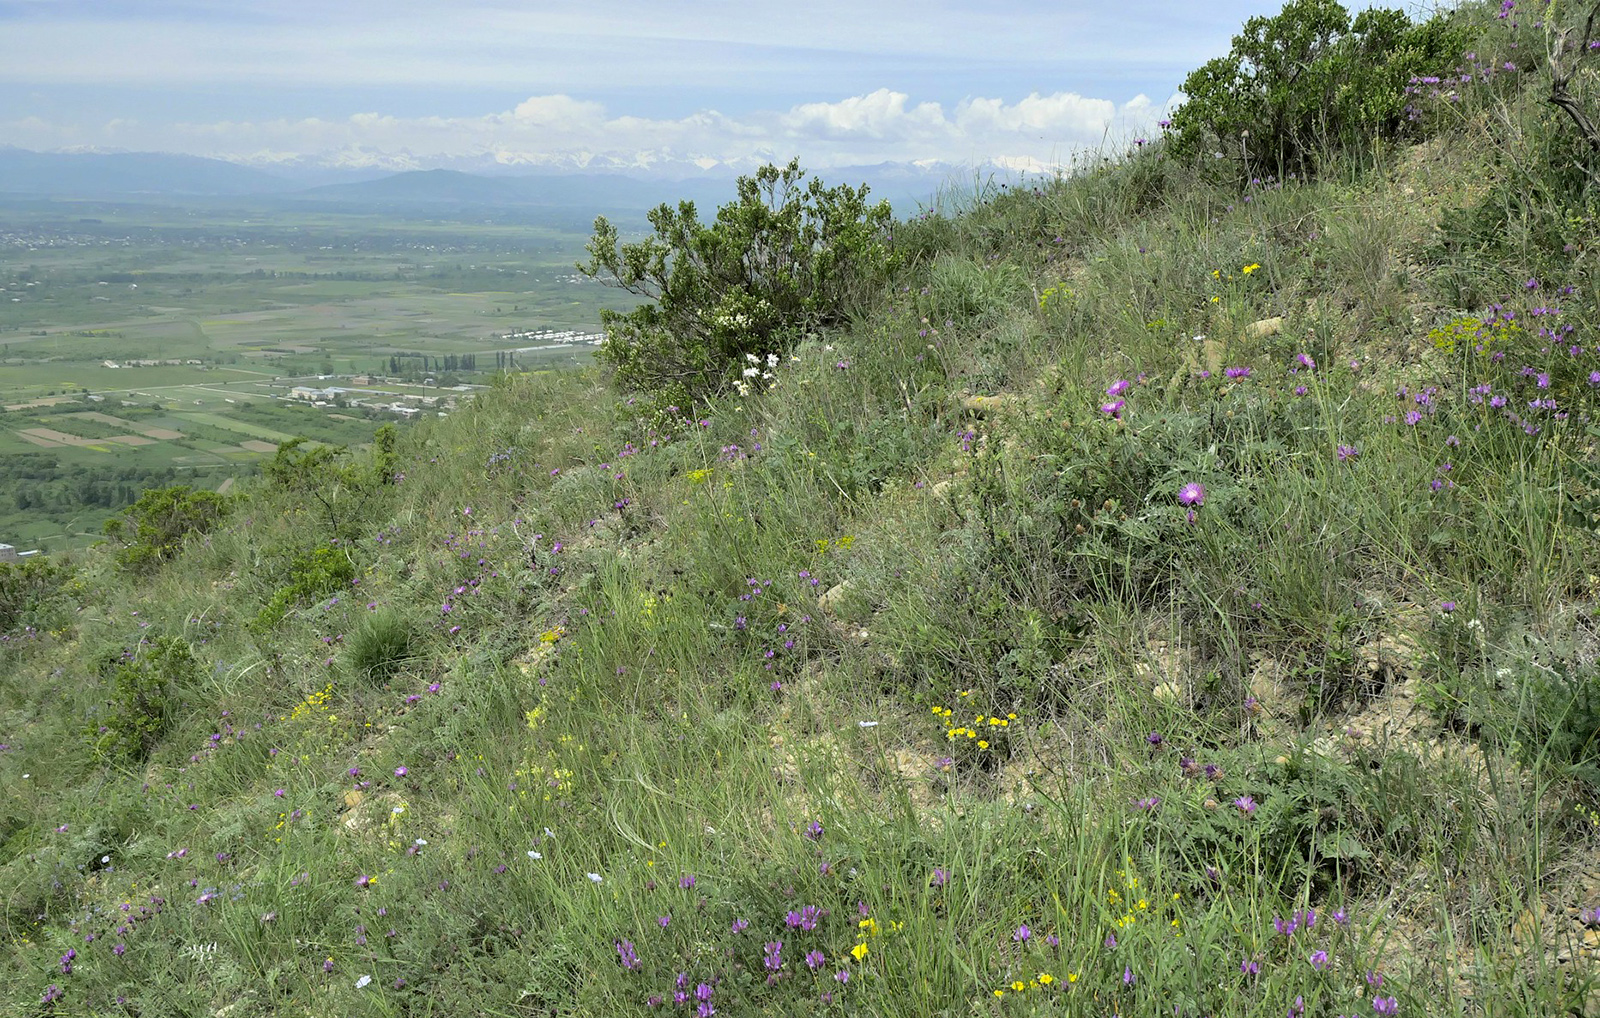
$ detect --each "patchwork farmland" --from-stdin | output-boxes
[0,198,640,548]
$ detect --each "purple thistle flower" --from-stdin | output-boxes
[1106,379,1132,398]
[1178,482,1205,506]
[1101,399,1126,418]
[1233,795,1257,813]
[1224,366,1252,379]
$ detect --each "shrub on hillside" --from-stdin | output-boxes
[578,159,897,407]
[264,424,398,541]
[86,635,198,762]
[0,556,71,634]
[1168,0,1468,180]
[250,544,357,633]
[101,485,231,572]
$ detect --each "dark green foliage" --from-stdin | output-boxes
[0,556,71,633]
[264,426,398,540]
[250,545,357,633]
[87,636,198,762]
[578,159,897,406]
[101,484,230,571]
[345,609,414,683]
[1168,0,1468,180]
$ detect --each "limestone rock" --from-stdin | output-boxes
[1243,316,1284,340]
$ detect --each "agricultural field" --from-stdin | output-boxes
[0,198,641,548]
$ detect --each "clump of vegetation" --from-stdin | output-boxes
[251,545,357,633]
[344,609,415,684]
[1168,0,1469,179]
[85,635,198,762]
[579,158,897,406]
[100,484,230,571]
[0,556,71,634]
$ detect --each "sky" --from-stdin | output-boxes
[0,1,1364,174]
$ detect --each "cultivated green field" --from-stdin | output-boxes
[0,199,639,548]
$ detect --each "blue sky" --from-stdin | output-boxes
[0,1,1366,171]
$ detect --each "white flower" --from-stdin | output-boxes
[742,366,761,378]
[767,353,779,367]
[587,872,603,883]
[356,975,372,989]
[528,850,543,860]
[858,721,879,728]
[745,353,760,363]
[544,827,556,838]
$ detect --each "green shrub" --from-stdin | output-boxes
[0,556,71,633]
[264,428,397,541]
[86,636,198,762]
[1168,0,1468,180]
[578,159,897,406]
[101,485,231,572]
[250,544,357,633]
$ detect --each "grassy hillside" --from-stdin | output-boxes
[6,3,1600,1015]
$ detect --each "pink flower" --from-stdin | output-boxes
[1178,482,1206,506]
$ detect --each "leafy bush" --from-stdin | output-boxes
[250,544,357,633]
[578,159,897,406]
[264,426,398,540]
[101,485,231,571]
[86,636,198,762]
[0,556,71,634]
[1168,0,1468,180]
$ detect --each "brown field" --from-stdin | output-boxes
[17,428,156,448]
[66,411,185,440]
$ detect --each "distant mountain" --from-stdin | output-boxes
[293,169,740,210]
[0,147,288,196]
[0,146,965,210]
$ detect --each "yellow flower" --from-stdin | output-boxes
[994,989,1005,998]
[1012,981,1025,992]
[977,740,989,750]
[1068,972,1079,983]
[851,942,869,961]
[1039,973,1055,985]
[1242,263,1260,275]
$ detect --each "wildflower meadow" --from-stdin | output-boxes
[6,1,1600,1014]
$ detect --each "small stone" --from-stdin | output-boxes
[1243,316,1284,340]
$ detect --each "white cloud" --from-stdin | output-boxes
[3,89,1180,173]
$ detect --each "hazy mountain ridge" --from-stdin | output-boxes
[0,146,999,210]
